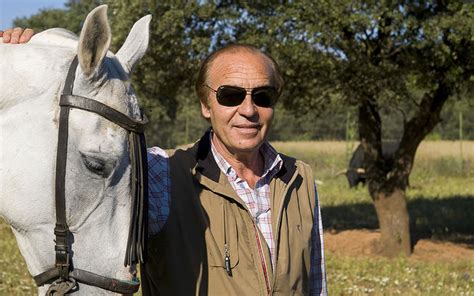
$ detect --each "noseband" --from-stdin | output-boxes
[33,56,148,295]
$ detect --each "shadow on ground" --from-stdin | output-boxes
[322,195,474,247]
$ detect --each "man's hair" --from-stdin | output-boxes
[195,44,284,105]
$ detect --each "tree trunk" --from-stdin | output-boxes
[372,187,411,257]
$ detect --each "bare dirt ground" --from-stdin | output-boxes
[325,229,474,261]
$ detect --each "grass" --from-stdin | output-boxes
[1,141,473,295]
[326,255,474,295]
[0,223,35,295]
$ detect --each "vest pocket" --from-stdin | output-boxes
[206,203,239,270]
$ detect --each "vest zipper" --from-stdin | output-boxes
[252,222,271,294]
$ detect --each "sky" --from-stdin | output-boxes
[0,0,66,29]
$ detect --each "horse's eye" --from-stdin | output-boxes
[81,153,106,175]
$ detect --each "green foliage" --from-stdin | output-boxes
[12,1,473,147]
[269,105,353,141]
[435,100,474,140]
[107,1,473,147]
[268,1,473,142]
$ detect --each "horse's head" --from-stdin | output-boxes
[0,5,151,295]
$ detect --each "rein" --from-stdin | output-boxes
[33,56,149,295]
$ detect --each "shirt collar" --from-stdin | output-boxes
[209,131,283,182]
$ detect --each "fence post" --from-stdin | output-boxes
[459,110,464,173]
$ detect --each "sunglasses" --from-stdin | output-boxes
[205,84,278,108]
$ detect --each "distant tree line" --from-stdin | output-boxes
[153,99,473,148]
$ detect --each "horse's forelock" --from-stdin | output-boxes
[70,56,130,113]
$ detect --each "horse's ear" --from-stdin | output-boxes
[115,15,152,75]
[78,5,111,77]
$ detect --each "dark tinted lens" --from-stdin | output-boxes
[252,87,278,107]
[216,86,246,106]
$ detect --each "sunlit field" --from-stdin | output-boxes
[273,140,474,205]
[1,141,473,295]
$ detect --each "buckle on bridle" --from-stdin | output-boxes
[54,224,70,279]
[55,250,70,279]
[46,277,77,296]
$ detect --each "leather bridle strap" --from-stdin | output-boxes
[33,268,140,294]
[60,94,147,133]
[33,56,148,294]
[59,94,149,266]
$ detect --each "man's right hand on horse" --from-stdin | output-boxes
[0,28,34,43]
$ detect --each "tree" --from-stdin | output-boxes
[262,0,474,256]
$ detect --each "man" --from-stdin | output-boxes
[3,29,327,295]
[144,44,326,295]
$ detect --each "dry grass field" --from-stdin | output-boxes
[272,140,474,177]
[272,140,474,159]
[1,141,473,295]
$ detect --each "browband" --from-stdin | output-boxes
[60,94,148,133]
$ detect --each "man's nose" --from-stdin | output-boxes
[238,93,258,117]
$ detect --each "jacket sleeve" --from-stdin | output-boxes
[309,183,327,295]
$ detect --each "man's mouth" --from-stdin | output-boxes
[234,124,260,129]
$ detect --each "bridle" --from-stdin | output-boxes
[33,56,149,295]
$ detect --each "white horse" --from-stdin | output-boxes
[0,5,151,295]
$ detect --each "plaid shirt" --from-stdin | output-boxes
[147,143,327,295]
[210,137,282,270]
[147,147,171,236]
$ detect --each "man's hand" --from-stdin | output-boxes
[0,28,35,43]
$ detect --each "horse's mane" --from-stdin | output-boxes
[29,28,79,49]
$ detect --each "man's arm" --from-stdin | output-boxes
[309,184,328,295]
[0,28,34,43]
[147,147,171,237]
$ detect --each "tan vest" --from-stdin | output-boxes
[142,133,317,295]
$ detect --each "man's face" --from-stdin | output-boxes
[201,51,276,156]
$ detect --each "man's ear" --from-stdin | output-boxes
[200,100,211,120]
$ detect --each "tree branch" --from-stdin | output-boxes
[391,81,452,188]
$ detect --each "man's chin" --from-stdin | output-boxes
[231,139,264,154]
